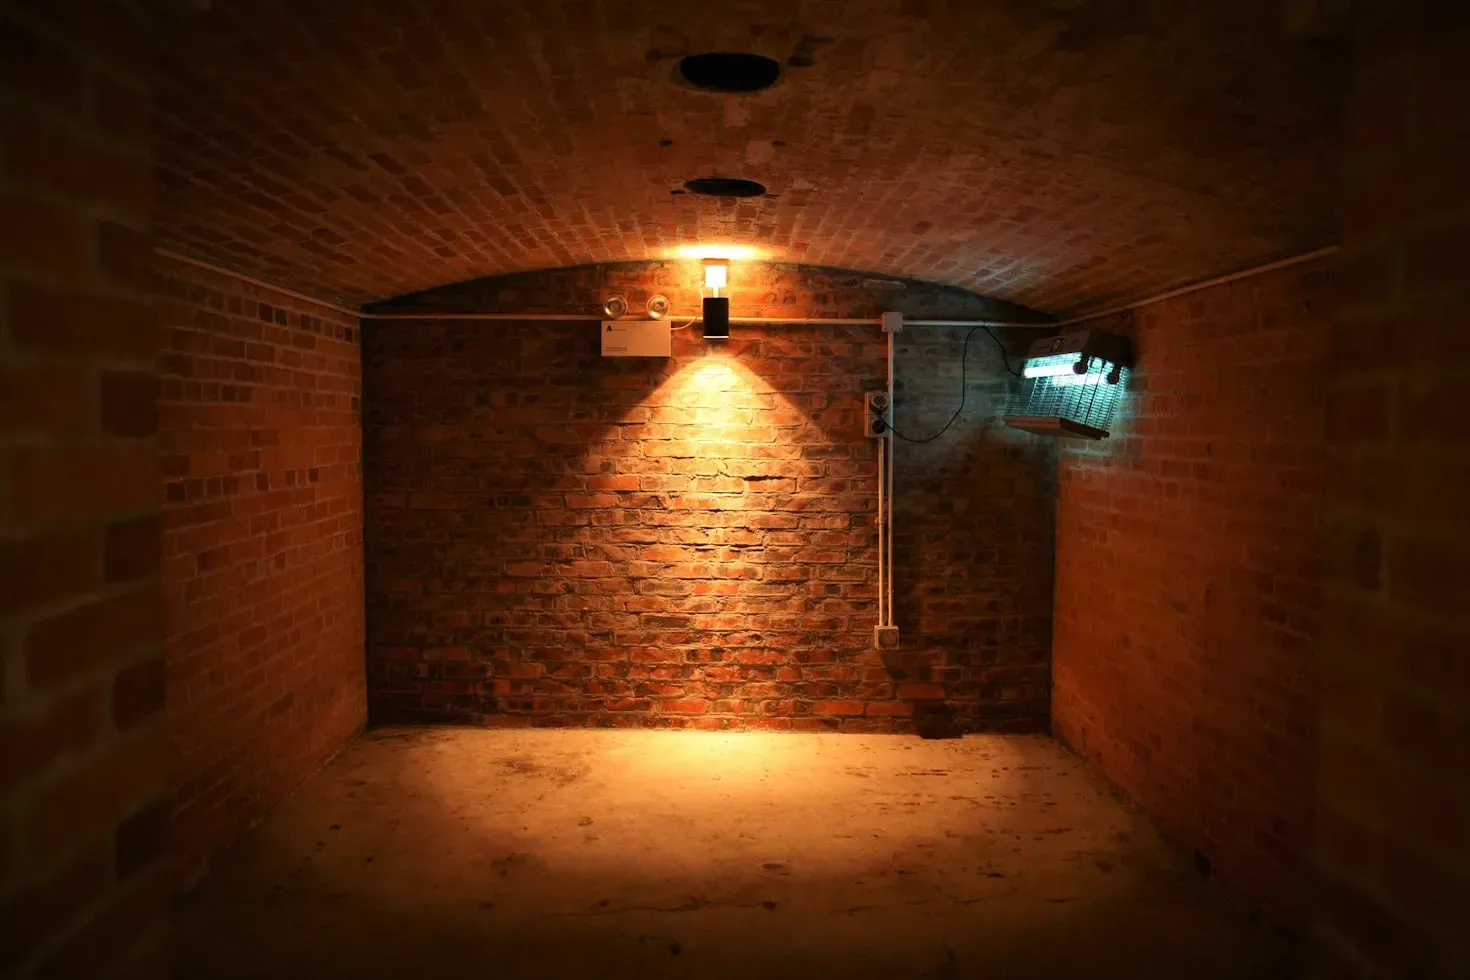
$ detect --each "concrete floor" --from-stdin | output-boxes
[176,729,1299,979]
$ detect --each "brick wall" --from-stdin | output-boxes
[0,2,170,976]
[1313,3,1470,976]
[364,264,1054,731]
[157,256,365,881]
[1052,261,1332,925]
[891,329,1055,731]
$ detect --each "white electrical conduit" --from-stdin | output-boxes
[156,249,362,317]
[360,313,1048,325]
[876,437,885,630]
[885,325,896,627]
[1054,246,1339,327]
[157,246,1339,328]
[159,245,1336,633]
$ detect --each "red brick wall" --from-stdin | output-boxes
[892,329,1056,731]
[1052,261,1332,924]
[1313,4,1470,976]
[157,256,365,881]
[0,2,169,975]
[364,264,1055,732]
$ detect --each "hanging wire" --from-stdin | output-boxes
[889,325,1022,443]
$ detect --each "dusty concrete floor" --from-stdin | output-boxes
[176,729,1298,979]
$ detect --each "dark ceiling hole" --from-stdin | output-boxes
[678,52,781,93]
[683,177,768,198]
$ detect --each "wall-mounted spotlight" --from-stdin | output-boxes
[602,295,628,319]
[646,295,670,319]
[701,259,730,340]
[702,299,730,339]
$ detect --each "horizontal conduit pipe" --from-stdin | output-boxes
[156,246,1340,328]
[155,249,361,318]
[361,313,1052,325]
[1056,245,1339,327]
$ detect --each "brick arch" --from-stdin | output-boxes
[155,0,1342,313]
[365,261,1054,324]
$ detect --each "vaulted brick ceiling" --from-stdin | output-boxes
[154,0,1344,314]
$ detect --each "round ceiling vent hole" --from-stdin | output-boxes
[678,52,781,93]
[683,177,768,198]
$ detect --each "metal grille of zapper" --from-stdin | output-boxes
[1003,331,1131,440]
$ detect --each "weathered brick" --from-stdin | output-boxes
[1313,8,1470,974]
[1,13,165,976]
[27,726,169,861]
[103,515,161,584]
[1,107,152,217]
[0,191,91,278]
[7,283,158,361]
[114,796,171,880]
[0,364,93,440]
[661,699,708,715]
[24,587,160,691]
[365,272,1053,734]
[811,700,865,716]
[99,370,159,437]
[1053,261,1330,927]
[0,843,110,969]
[0,530,98,615]
[156,255,366,881]
[112,654,164,730]
[9,445,157,523]
[896,684,947,700]
[33,865,169,980]
[0,688,99,794]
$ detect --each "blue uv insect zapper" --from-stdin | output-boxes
[1003,330,1132,440]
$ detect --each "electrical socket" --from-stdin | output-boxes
[864,391,891,439]
[873,625,900,650]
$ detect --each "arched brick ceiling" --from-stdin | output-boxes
[154,0,1344,314]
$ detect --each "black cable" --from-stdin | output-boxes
[887,325,1022,444]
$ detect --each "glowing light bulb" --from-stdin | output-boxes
[1022,353,1083,378]
[703,258,729,290]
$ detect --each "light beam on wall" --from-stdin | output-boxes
[672,243,765,261]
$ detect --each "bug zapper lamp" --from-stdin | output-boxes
[1003,330,1132,440]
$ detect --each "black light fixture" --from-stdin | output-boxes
[677,52,781,93]
[702,297,730,340]
[701,259,730,340]
[683,177,767,198]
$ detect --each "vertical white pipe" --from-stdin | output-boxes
[876,437,885,629]
[886,328,896,626]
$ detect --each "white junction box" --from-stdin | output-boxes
[601,320,671,357]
